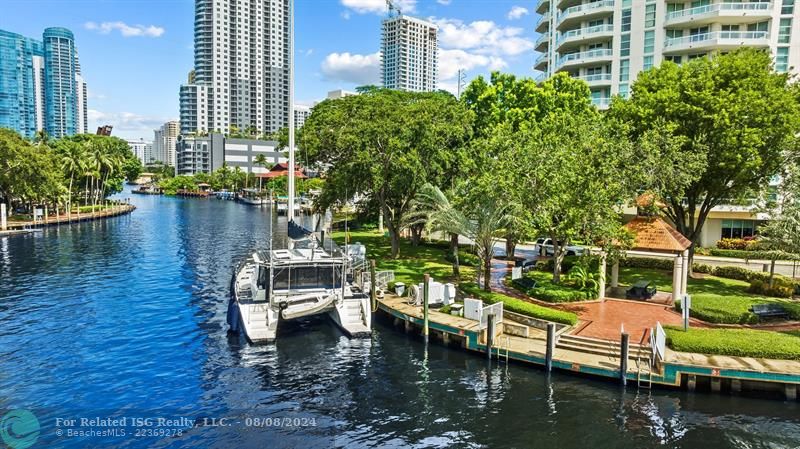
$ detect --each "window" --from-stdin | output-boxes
[621,9,631,32]
[644,30,655,55]
[645,4,657,28]
[667,3,684,13]
[776,47,790,72]
[620,34,630,57]
[665,55,682,64]
[666,29,683,39]
[782,0,794,15]
[721,24,740,32]
[779,18,792,44]
[619,59,630,81]
[747,21,768,32]
[643,55,654,70]
[721,220,757,239]
[618,84,629,98]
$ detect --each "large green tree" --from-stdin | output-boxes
[609,48,800,268]
[299,88,474,257]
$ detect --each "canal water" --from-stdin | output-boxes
[1,191,799,449]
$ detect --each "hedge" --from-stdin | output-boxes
[708,248,799,261]
[665,327,800,361]
[675,294,800,324]
[459,283,578,326]
[533,255,600,274]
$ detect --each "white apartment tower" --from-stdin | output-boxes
[180,0,291,136]
[153,121,180,166]
[534,0,800,109]
[381,14,439,92]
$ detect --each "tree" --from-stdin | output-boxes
[757,166,800,286]
[122,156,143,183]
[299,89,474,257]
[609,48,800,270]
[407,183,511,290]
[254,153,268,192]
[506,110,635,283]
[461,72,598,256]
[54,139,85,216]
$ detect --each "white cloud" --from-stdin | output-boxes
[340,0,416,15]
[88,110,174,138]
[433,18,534,56]
[507,6,529,20]
[84,21,165,38]
[437,0,452,4]
[320,52,381,85]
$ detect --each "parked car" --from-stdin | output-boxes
[534,238,585,257]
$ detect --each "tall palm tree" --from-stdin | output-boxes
[406,184,511,291]
[59,141,85,218]
[254,154,268,193]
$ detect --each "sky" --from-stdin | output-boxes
[2,0,540,140]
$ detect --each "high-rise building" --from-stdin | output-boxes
[153,121,180,166]
[0,30,43,139]
[534,0,800,109]
[294,105,311,129]
[381,14,438,92]
[127,138,154,165]
[179,0,292,136]
[0,27,86,139]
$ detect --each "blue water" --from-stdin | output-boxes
[1,191,799,449]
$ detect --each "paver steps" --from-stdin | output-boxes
[557,334,652,362]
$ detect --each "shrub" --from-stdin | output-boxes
[533,255,594,274]
[692,263,713,274]
[747,279,794,298]
[716,238,750,250]
[708,248,791,260]
[665,327,800,361]
[513,272,598,303]
[459,283,578,325]
[618,256,674,271]
[444,251,480,267]
[711,265,752,281]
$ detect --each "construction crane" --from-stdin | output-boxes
[385,0,401,17]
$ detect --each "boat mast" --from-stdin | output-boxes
[287,0,296,222]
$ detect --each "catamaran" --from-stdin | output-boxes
[228,222,372,343]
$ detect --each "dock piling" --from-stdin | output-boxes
[731,379,742,394]
[687,375,697,392]
[786,384,797,401]
[620,332,629,386]
[370,260,377,312]
[423,273,430,343]
[711,378,721,393]
[1,203,6,230]
[545,323,555,372]
[487,314,496,360]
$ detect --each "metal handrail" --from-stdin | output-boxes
[559,24,614,43]
[666,2,771,21]
[665,30,768,47]
[558,0,614,23]
[558,48,613,67]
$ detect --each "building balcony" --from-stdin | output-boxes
[557,24,614,51]
[535,11,551,33]
[557,48,614,70]
[557,0,615,30]
[663,30,769,54]
[535,32,550,52]
[664,2,773,27]
[536,0,549,14]
[592,97,611,110]
[573,73,613,87]
[534,52,550,71]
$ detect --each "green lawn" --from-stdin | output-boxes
[617,267,800,324]
[666,327,800,361]
[332,230,475,286]
[335,230,578,325]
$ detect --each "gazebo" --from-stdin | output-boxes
[604,216,692,303]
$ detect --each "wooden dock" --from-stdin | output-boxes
[3,204,136,230]
[377,294,800,400]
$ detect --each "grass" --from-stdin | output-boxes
[332,230,475,286]
[617,267,800,324]
[665,327,800,361]
[335,230,577,325]
[460,283,578,325]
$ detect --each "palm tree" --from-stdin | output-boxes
[59,141,85,219]
[254,154,268,193]
[406,184,511,291]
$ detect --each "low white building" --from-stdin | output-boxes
[127,138,154,166]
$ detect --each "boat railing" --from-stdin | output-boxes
[375,271,395,289]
